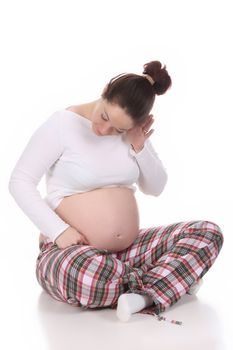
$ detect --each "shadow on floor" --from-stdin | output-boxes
[36,290,226,350]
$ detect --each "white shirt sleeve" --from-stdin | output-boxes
[129,139,168,196]
[8,112,70,242]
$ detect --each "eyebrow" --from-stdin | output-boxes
[104,108,128,131]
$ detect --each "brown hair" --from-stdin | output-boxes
[101,60,172,125]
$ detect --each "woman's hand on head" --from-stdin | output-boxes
[55,226,89,249]
[126,114,155,152]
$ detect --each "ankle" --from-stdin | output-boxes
[116,293,154,322]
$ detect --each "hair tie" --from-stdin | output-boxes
[142,74,155,86]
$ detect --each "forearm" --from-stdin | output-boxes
[8,169,70,242]
[130,139,168,196]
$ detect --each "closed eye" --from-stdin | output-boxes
[101,114,108,121]
[101,114,124,133]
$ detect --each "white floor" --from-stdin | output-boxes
[1,210,232,350]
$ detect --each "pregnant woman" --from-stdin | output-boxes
[8,60,223,323]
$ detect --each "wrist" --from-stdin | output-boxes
[131,144,144,153]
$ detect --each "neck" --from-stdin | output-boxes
[78,99,100,120]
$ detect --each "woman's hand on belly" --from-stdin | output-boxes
[55,226,89,249]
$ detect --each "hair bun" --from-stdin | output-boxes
[143,60,172,95]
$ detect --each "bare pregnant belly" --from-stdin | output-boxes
[53,187,140,252]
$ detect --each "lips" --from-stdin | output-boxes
[96,129,102,135]
[95,127,103,135]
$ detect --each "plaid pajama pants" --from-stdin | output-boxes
[36,220,223,317]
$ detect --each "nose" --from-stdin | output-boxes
[100,123,113,135]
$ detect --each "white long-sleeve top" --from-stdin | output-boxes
[8,109,168,242]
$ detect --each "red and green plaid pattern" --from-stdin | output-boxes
[36,220,223,316]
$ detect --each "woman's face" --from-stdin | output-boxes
[90,99,135,136]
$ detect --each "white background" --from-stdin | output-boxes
[1,0,233,349]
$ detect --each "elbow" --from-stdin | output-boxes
[8,178,17,199]
[8,168,32,197]
[153,174,168,196]
[8,174,22,198]
[152,174,168,197]
[140,172,168,197]
[8,178,14,195]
